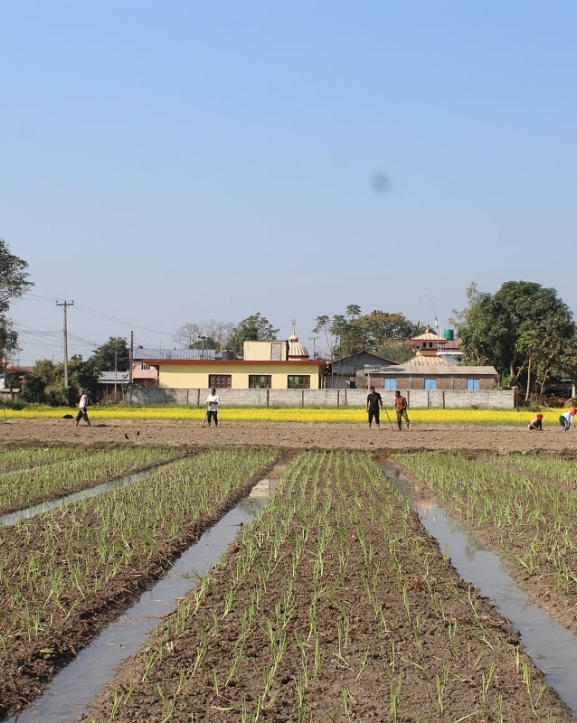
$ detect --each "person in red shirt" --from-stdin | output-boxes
[528,413,543,431]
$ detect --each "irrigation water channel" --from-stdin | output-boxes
[3,458,577,720]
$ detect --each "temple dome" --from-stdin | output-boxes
[288,327,309,359]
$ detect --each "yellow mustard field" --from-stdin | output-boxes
[2,405,572,425]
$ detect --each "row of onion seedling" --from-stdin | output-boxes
[86,450,568,723]
[0,446,184,514]
[0,448,276,718]
[397,452,577,633]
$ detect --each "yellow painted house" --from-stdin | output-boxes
[132,329,326,390]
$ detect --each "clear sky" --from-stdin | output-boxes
[3,1,576,365]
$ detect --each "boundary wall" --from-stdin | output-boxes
[127,387,516,409]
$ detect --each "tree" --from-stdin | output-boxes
[377,338,414,364]
[89,337,130,372]
[313,310,369,359]
[20,355,100,406]
[453,281,576,398]
[314,307,418,360]
[356,310,417,350]
[0,239,33,368]
[67,354,100,403]
[20,359,65,405]
[174,320,234,351]
[229,314,279,357]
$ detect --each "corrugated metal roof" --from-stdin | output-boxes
[404,355,456,368]
[99,371,130,383]
[133,348,217,361]
[409,329,447,343]
[380,364,498,376]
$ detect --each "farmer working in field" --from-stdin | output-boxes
[559,408,576,432]
[394,390,410,431]
[75,388,91,428]
[206,388,220,428]
[528,413,543,431]
[366,385,383,430]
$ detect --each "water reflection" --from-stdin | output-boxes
[382,461,577,716]
[0,470,150,527]
[4,476,277,723]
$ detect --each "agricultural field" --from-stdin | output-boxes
[81,450,575,722]
[2,416,577,721]
[0,447,278,719]
[0,447,185,515]
[4,410,577,454]
[395,452,577,638]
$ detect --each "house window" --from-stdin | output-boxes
[384,378,397,390]
[288,375,310,389]
[249,375,271,389]
[424,378,437,390]
[467,379,480,391]
[209,374,232,389]
[141,363,150,370]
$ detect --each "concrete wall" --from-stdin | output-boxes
[127,386,516,409]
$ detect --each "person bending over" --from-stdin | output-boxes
[528,413,543,431]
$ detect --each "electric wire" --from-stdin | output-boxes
[13,293,178,363]
[19,293,175,336]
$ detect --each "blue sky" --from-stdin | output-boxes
[3,1,576,365]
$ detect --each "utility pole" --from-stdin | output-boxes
[129,330,134,385]
[308,335,320,359]
[56,300,74,389]
[128,331,134,408]
[114,343,118,402]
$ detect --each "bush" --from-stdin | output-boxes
[0,398,26,410]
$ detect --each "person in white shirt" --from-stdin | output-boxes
[559,408,576,432]
[206,388,220,428]
[75,388,91,427]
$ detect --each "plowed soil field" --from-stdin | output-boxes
[1,418,577,722]
[3,416,577,455]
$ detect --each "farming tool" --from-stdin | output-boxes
[383,405,395,430]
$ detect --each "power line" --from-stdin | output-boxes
[70,303,174,336]
[19,293,176,337]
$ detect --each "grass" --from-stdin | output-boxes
[1,404,573,425]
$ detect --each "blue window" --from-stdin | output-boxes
[424,378,437,390]
[384,378,397,390]
[467,379,480,391]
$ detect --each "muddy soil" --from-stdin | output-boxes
[2,420,577,722]
[2,417,577,455]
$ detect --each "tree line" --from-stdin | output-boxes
[1,239,576,404]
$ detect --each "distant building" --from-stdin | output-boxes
[436,329,463,364]
[378,328,498,391]
[131,326,326,390]
[325,351,398,388]
[0,364,33,397]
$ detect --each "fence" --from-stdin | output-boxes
[127,386,516,409]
